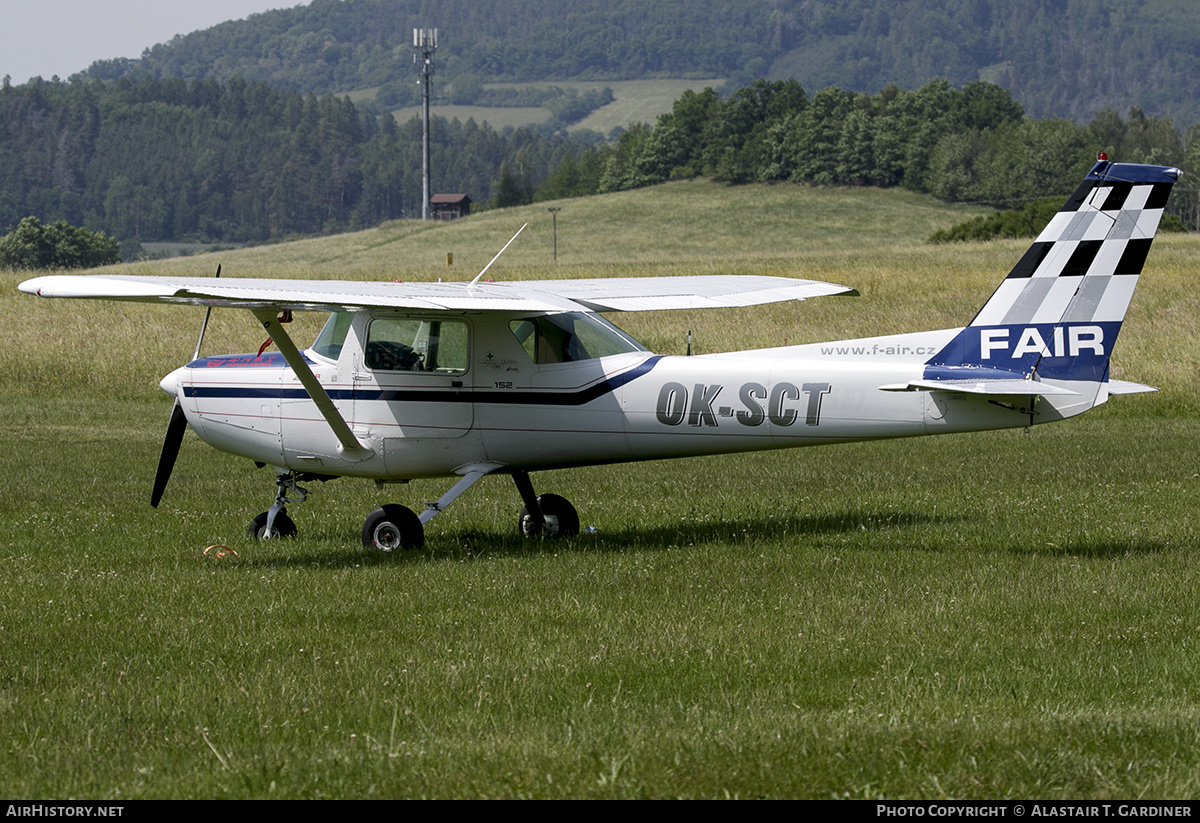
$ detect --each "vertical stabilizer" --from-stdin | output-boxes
[926,161,1178,384]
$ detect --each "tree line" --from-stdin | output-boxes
[0,74,576,243]
[0,216,118,269]
[5,72,1200,256]
[534,79,1200,231]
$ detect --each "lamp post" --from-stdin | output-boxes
[548,207,561,261]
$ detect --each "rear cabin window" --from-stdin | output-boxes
[509,312,645,364]
[365,318,468,374]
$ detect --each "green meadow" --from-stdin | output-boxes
[383,78,727,134]
[3,181,1200,799]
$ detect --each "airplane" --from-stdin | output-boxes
[19,156,1177,550]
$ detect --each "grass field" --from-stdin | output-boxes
[3,181,1200,798]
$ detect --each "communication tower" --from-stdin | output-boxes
[414,28,438,221]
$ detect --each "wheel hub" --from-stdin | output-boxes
[372,523,404,551]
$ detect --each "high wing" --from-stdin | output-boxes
[19,273,857,313]
[19,270,857,493]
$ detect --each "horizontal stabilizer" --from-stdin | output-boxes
[1106,379,1158,395]
[878,378,1079,396]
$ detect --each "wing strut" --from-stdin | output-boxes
[251,308,373,462]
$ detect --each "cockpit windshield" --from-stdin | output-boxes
[311,311,353,361]
[509,312,646,364]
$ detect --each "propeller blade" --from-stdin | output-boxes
[154,264,217,507]
[151,400,188,508]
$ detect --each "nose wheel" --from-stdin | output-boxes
[248,510,297,540]
[247,472,307,540]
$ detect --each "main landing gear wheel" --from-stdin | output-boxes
[248,510,297,540]
[362,504,424,551]
[519,493,579,539]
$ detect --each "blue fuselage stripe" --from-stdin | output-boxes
[184,355,663,406]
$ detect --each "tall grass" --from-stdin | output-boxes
[3,181,1199,798]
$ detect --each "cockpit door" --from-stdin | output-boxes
[350,315,474,440]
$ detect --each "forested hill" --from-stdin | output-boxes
[0,76,580,244]
[79,0,1200,125]
[7,73,1198,249]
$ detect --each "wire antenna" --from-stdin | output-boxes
[471,223,528,286]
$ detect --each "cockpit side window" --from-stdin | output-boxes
[509,312,646,364]
[366,318,468,374]
[311,311,354,361]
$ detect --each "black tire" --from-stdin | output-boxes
[518,493,579,539]
[248,510,297,540]
[362,504,424,551]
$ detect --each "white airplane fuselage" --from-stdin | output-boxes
[164,311,1088,481]
[22,159,1178,546]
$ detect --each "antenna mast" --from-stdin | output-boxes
[414,27,438,221]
